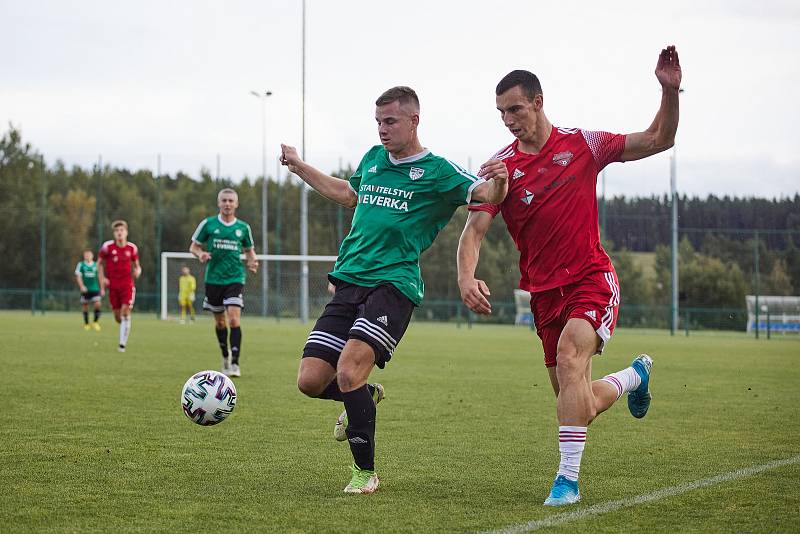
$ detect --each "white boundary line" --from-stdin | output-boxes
[482,455,800,534]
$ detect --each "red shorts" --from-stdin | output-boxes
[108,284,136,310]
[530,270,620,368]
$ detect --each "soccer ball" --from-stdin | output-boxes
[181,370,237,426]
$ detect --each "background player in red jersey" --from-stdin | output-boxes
[459,46,681,505]
[98,220,142,352]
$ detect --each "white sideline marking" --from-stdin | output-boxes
[482,455,800,534]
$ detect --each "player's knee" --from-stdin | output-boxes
[296,374,324,397]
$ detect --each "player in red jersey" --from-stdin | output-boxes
[98,220,142,353]
[459,46,681,505]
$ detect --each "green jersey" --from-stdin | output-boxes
[191,215,255,285]
[331,145,485,305]
[74,261,100,292]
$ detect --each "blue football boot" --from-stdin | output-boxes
[628,354,653,419]
[543,475,581,506]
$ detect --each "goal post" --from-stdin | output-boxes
[160,252,337,321]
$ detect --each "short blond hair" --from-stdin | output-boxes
[111,220,128,230]
[217,188,238,201]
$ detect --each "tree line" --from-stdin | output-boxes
[2,126,798,316]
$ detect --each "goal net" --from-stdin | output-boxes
[745,295,800,334]
[160,252,337,321]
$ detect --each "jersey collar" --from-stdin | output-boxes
[515,125,556,157]
[388,148,430,166]
[217,214,238,226]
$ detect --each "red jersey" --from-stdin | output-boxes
[98,240,139,287]
[470,126,625,293]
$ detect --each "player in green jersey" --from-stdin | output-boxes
[280,86,508,494]
[74,249,103,331]
[190,188,258,377]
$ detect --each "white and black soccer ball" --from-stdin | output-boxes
[181,370,237,426]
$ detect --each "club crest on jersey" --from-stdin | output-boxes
[521,189,534,205]
[235,229,242,237]
[553,151,573,167]
[409,167,424,180]
[512,168,525,180]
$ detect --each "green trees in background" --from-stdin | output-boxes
[2,126,799,314]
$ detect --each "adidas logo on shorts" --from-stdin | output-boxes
[348,437,368,444]
[376,315,388,326]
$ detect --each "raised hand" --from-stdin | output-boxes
[655,45,682,90]
[280,144,303,174]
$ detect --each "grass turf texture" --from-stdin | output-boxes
[3,311,798,533]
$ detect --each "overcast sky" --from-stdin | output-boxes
[2,0,799,198]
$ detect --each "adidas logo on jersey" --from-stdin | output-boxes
[584,310,597,320]
[521,189,534,205]
[376,315,388,326]
[368,165,377,173]
[512,168,525,180]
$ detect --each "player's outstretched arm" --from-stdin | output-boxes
[457,211,494,315]
[280,143,357,208]
[622,45,682,162]
[472,159,509,204]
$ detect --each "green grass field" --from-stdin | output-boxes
[3,311,799,533]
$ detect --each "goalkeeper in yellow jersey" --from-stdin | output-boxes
[178,266,197,323]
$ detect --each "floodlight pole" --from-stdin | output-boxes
[251,89,273,317]
[39,155,46,315]
[299,0,310,323]
[670,146,679,335]
[155,154,162,318]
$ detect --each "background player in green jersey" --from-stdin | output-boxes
[74,249,102,331]
[280,86,508,494]
[190,188,258,377]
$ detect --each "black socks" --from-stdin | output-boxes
[342,385,376,471]
[229,327,241,364]
[215,327,228,358]
[83,311,89,325]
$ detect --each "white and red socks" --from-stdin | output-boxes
[119,315,131,347]
[557,426,587,481]
[600,366,642,400]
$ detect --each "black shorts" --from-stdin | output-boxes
[80,291,101,304]
[302,277,415,369]
[203,283,244,313]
